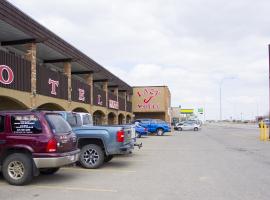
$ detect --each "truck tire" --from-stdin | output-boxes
[79,144,104,169]
[2,153,33,185]
[156,128,164,136]
[40,168,60,175]
[104,155,114,163]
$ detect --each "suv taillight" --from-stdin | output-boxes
[46,138,57,152]
[117,130,125,142]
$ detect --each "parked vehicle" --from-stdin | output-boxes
[57,111,134,169]
[174,122,184,130]
[134,119,171,136]
[175,121,201,131]
[174,120,201,130]
[134,122,148,138]
[258,118,270,128]
[0,110,80,185]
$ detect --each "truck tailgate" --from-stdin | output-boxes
[123,127,132,144]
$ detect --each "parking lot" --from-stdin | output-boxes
[1,124,270,200]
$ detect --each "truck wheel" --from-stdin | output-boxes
[79,144,104,169]
[156,128,164,136]
[2,153,33,185]
[104,155,113,163]
[40,168,60,175]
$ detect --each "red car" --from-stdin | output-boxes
[0,110,80,185]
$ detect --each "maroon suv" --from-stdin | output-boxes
[0,110,80,185]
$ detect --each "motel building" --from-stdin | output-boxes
[0,1,133,125]
[132,86,171,123]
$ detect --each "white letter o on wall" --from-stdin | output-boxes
[0,65,14,85]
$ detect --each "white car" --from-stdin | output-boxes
[176,122,201,131]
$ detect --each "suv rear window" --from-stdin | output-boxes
[11,115,42,134]
[0,115,4,132]
[46,114,72,134]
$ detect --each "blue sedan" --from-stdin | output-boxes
[135,124,148,138]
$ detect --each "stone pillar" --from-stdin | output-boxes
[86,73,93,113]
[63,62,72,102]
[25,43,37,108]
[86,74,93,105]
[123,91,127,111]
[103,113,108,125]
[102,81,108,107]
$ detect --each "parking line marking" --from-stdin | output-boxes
[0,183,117,193]
[32,185,117,193]
[61,167,136,173]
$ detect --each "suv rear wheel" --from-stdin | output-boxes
[2,153,33,185]
[40,168,60,175]
[79,144,104,169]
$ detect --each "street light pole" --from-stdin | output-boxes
[219,77,235,121]
[219,83,222,121]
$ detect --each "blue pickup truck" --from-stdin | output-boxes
[57,111,134,169]
[134,118,171,136]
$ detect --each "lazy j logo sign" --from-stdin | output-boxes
[0,65,14,85]
[137,88,161,110]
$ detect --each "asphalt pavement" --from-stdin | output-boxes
[1,123,270,200]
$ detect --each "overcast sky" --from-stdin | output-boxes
[8,0,269,120]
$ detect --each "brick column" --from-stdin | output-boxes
[63,62,71,102]
[25,43,37,108]
[103,113,108,125]
[86,74,93,105]
[102,81,108,107]
[123,91,127,111]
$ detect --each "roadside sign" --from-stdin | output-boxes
[198,108,204,114]
[180,109,194,114]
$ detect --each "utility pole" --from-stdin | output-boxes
[219,84,222,121]
[219,77,235,121]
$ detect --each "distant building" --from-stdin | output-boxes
[132,86,171,123]
[171,107,181,125]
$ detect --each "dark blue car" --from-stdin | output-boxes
[135,124,148,138]
[134,119,171,136]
